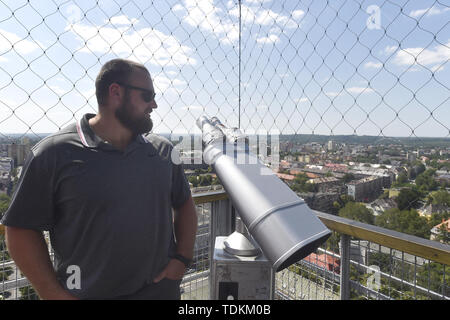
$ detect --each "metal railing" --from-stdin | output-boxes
[1,190,449,300]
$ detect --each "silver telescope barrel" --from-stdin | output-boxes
[196,116,225,146]
[197,116,331,272]
[210,117,247,144]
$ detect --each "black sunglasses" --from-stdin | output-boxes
[116,82,156,102]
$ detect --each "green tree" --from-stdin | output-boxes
[396,188,421,210]
[19,286,39,300]
[0,194,10,218]
[393,172,408,186]
[343,173,355,183]
[428,211,450,232]
[415,169,438,191]
[429,190,450,207]
[338,202,374,225]
[416,262,450,297]
[291,173,317,193]
[375,208,430,239]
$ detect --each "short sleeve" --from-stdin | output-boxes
[1,149,55,231]
[170,160,191,210]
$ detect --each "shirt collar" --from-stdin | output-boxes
[77,113,149,150]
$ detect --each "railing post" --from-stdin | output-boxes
[340,234,351,300]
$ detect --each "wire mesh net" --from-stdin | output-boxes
[0,0,448,138]
[0,0,449,300]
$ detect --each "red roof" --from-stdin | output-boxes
[305,172,319,179]
[303,253,340,274]
[434,218,450,232]
[276,173,295,181]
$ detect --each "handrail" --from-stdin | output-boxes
[192,190,450,265]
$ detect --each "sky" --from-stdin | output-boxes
[0,0,449,138]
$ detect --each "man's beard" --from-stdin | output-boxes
[115,93,153,135]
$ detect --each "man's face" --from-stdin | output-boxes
[115,69,157,135]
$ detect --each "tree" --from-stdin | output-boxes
[428,211,450,232]
[395,173,408,185]
[415,169,438,191]
[375,208,430,239]
[0,194,10,219]
[395,188,421,210]
[435,223,450,244]
[291,173,317,193]
[343,173,355,183]
[338,202,374,225]
[429,190,450,207]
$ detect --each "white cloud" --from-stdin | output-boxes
[49,85,68,95]
[346,87,375,94]
[292,10,305,20]
[296,97,309,103]
[181,105,205,111]
[383,45,398,55]
[165,70,178,76]
[181,0,302,45]
[325,87,374,97]
[392,41,450,68]
[325,91,340,97]
[245,0,272,4]
[231,5,302,29]
[107,15,138,26]
[68,23,196,66]
[172,4,185,12]
[0,29,43,55]
[256,34,279,44]
[183,0,239,44]
[364,61,383,69]
[409,6,450,18]
[153,74,186,93]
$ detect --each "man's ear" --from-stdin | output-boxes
[108,83,123,105]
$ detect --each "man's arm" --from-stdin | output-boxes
[5,226,77,300]
[173,195,198,260]
[154,195,198,282]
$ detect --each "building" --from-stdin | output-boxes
[327,140,336,151]
[7,143,31,167]
[365,198,397,216]
[419,203,449,218]
[0,157,13,195]
[276,173,295,185]
[430,219,450,243]
[303,253,340,274]
[299,192,341,214]
[347,176,384,202]
[307,177,342,192]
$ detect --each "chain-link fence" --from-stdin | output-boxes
[0,0,449,300]
[0,0,448,138]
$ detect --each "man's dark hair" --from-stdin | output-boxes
[95,59,148,106]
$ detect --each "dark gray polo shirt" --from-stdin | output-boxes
[1,113,191,299]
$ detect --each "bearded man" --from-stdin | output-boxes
[1,59,197,300]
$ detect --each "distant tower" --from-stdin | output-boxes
[328,140,335,151]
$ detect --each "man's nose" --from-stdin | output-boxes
[150,99,157,109]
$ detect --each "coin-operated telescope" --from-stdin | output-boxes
[197,116,331,273]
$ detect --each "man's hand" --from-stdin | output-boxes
[153,258,186,283]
